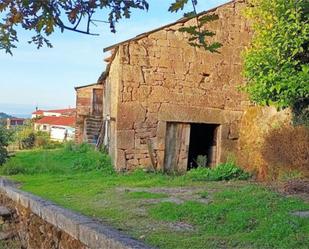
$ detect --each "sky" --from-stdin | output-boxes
[0,0,229,117]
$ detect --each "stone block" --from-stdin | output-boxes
[54,207,92,240]
[0,206,11,217]
[148,30,167,40]
[117,103,146,130]
[40,204,59,228]
[138,158,152,167]
[116,150,127,171]
[4,187,21,204]
[117,130,135,150]
[79,221,152,249]
[228,122,240,140]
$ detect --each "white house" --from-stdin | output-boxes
[34,116,76,141]
[31,108,76,119]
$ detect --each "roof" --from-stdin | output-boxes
[103,0,235,52]
[35,116,76,127]
[47,108,76,114]
[32,108,76,115]
[74,83,102,90]
[32,110,44,115]
[8,118,25,121]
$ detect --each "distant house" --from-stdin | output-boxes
[31,108,76,119]
[75,83,103,144]
[34,116,76,141]
[6,118,26,129]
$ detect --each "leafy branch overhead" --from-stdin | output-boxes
[0,0,149,54]
[169,0,222,52]
[0,0,221,54]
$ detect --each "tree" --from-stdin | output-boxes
[243,0,309,124]
[0,0,222,54]
[0,126,12,165]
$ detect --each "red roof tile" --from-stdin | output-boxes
[35,116,76,127]
[32,110,44,115]
[47,108,76,114]
[32,108,76,115]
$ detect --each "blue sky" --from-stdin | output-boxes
[0,0,229,116]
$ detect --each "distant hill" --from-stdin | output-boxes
[0,112,14,119]
[0,112,14,126]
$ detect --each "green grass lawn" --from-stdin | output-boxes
[1,145,308,249]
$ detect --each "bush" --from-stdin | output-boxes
[0,126,13,165]
[0,146,8,165]
[71,145,114,174]
[34,131,50,147]
[20,132,35,149]
[0,163,26,175]
[186,161,251,181]
[261,125,309,178]
[64,142,92,153]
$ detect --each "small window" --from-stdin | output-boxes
[43,125,47,130]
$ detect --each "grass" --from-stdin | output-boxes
[0,146,308,249]
[126,191,168,199]
[199,191,209,198]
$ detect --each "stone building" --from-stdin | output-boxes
[99,0,252,173]
[75,83,103,144]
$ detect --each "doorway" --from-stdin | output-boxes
[92,89,103,116]
[187,123,220,169]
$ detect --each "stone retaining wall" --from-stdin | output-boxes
[0,178,153,249]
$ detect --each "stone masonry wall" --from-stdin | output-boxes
[108,0,252,171]
[0,179,152,249]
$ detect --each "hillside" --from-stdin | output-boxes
[0,112,13,119]
[0,112,13,126]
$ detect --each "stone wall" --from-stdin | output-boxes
[75,84,103,143]
[0,179,152,249]
[106,0,252,171]
[237,106,292,180]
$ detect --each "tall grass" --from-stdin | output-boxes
[0,143,114,175]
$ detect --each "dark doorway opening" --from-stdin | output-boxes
[187,123,219,170]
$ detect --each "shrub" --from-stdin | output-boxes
[187,161,251,181]
[261,125,309,178]
[20,133,35,149]
[243,0,309,110]
[0,126,13,165]
[64,142,92,153]
[0,146,8,165]
[194,155,207,168]
[0,163,26,175]
[34,131,50,147]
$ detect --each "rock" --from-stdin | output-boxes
[0,206,11,217]
[290,211,309,218]
[0,231,15,240]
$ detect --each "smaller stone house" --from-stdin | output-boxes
[75,83,103,144]
[6,118,25,129]
[99,0,252,173]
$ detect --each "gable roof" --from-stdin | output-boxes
[47,108,76,114]
[32,110,44,115]
[103,0,235,52]
[32,108,76,115]
[35,116,76,127]
[74,83,102,90]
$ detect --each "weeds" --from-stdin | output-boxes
[187,161,250,181]
[0,144,114,175]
